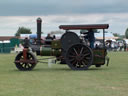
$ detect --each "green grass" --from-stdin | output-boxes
[0,52,128,96]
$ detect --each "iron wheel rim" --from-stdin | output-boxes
[15,52,37,71]
[66,44,93,70]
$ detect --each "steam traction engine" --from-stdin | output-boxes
[14,17,109,71]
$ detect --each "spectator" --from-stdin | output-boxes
[124,42,127,51]
[119,42,123,51]
[53,35,56,40]
[45,34,53,40]
[108,42,112,51]
[45,34,53,45]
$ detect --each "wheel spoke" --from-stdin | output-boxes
[73,48,79,55]
[82,59,89,65]
[75,62,79,68]
[24,63,27,68]
[69,50,76,55]
[72,60,77,65]
[81,61,86,66]
[85,57,91,60]
[69,58,75,62]
[82,49,89,54]
[80,47,84,54]
[21,63,25,67]
[78,62,82,68]
[83,53,90,57]
[69,55,76,58]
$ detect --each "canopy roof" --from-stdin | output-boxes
[59,24,109,30]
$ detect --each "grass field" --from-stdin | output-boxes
[0,52,128,96]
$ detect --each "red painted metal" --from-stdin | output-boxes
[59,24,109,30]
[15,48,37,64]
[15,60,36,64]
[23,48,28,60]
[37,20,42,23]
[37,17,42,23]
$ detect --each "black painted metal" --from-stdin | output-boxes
[66,44,93,70]
[15,52,37,71]
[37,17,42,45]
[60,31,81,51]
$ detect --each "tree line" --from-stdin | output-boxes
[15,26,128,39]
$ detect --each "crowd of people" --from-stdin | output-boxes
[23,32,127,52]
[28,33,56,45]
[105,40,127,51]
[81,29,128,51]
[94,40,127,51]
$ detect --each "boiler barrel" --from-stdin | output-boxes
[40,46,61,56]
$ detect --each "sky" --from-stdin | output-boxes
[0,0,128,36]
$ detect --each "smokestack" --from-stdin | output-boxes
[37,17,42,45]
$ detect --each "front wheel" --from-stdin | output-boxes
[15,52,37,71]
[66,44,93,70]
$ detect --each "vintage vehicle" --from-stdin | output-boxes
[14,17,109,71]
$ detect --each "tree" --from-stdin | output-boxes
[125,28,128,39]
[113,33,125,39]
[113,33,120,37]
[15,27,32,36]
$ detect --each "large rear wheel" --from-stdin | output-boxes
[66,44,93,70]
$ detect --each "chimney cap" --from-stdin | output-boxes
[37,17,42,22]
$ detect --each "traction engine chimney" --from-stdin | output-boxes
[37,17,42,45]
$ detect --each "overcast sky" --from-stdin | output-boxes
[0,0,127,36]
